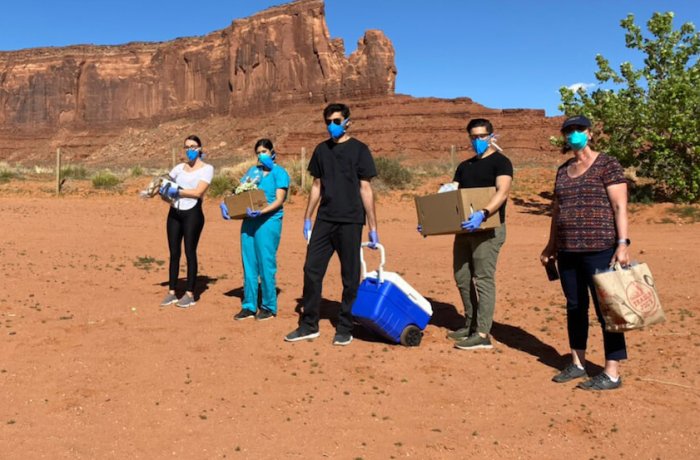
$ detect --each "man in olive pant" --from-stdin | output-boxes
[449,118,512,350]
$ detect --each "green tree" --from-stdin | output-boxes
[559,12,699,202]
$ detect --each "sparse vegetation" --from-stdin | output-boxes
[133,256,165,271]
[374,156,413,189]
[0,165,18,183]
[92,170,121,189]
[208,174,236,197]
[61,165,89,180]
[130,165,144,177]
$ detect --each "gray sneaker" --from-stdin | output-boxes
[552,364,588,383]
[284,328,320,342]
[454,333,493,350]
[447,327,473,341]
[176,294,196,308]
[160,293,178,306]
[332,333,353,346]
[577,373,622,391]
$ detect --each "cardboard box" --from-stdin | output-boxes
[414,187,500,236]
[224,190,268,219]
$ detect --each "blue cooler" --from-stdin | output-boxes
[352,243,432,346]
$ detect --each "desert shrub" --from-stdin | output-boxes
[374,156,413,189]
[208,174,236,197]
[0,163,19,183]
[92,170,121,189]
[284,159,314,195]
[61,165,89,180]
[130,165,144,177]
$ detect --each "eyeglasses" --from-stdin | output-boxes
[183,145,201,150]
[562,126,587,135]
[468,133,491,141]
[325,118,344,126]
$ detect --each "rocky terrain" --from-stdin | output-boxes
[0,0,560,167]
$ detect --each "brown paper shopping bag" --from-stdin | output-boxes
[592,262,665,332]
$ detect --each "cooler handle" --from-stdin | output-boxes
[360,242,385,284]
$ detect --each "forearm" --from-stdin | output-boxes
[613,204,629,240]
[304,182,321,220]
[360,183,377,230]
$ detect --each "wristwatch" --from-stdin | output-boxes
[617,238,631,246]
[480,209,490,218]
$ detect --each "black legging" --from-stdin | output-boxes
[166,201,205,292]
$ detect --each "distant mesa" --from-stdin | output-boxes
[0,0,396,128]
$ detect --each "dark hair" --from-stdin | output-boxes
[323,103,350,120]
[254,138,274,154]
[466,118,493,134]
[184,135,202,147]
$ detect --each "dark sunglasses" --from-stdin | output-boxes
[325,118,345,126]
[562,125,587,135]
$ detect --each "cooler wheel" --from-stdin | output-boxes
[400,325,423,347]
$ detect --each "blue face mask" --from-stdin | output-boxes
[327,119,348,139]
[471,136,492,156]
[186,148,200,162]
[566,131,588,151]
[258,152,275,170]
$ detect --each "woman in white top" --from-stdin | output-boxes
[159,135,214,308]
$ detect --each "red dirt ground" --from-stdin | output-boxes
[1,176,699,459]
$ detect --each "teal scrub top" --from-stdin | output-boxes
[241,164,290,220]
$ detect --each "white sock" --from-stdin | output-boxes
[574,364,584,370]
[605,373,619,382]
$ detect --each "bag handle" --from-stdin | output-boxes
[360,242,385,283]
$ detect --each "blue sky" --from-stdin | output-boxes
[0,0,696,116]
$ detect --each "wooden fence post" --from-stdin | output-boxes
[450,144,456,171]
[300,147,306,191]
[55,148,61,196]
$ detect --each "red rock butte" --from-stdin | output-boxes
[0,0,560,165]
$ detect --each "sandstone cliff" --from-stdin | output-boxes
[0,0,396,130]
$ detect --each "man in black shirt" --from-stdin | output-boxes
[449,118,513,350]
[284,103,379,346]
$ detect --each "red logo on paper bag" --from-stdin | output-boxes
[626,281,657,314]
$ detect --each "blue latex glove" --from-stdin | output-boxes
[461,210,486,232]
[159,183,179,199]
[246,207,262,218]
[303,219,312,241]
[368,230,379,249]
[220,202,231,220]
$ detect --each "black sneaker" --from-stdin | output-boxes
[454,334,492,350]
[256,308,276,321]
[332,333,353,346]
[284,328,320,342]
[233,309,256,321]
[552,364,588,383]
[446,327,473,341]
[577,373,622,391]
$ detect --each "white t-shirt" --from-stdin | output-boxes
[169,163,214,210]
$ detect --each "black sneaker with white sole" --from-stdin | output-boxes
[256,308,276,321]
[233,309,256,321]
[332,333,353,346]
[284,328,320,342]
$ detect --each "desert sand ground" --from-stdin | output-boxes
[1,175,699,459]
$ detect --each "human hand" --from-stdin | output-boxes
[159,183,179,199]
[540,245,556,266]
[611,244,630,267]
[303,219,312,241]
[461,210,485,232]
[220,202,231,220]
[368,230,379,249]
[246,207,262,218]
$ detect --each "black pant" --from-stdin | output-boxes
[166,201,205,293]
[558,247,627,361]
[300,219,363,335]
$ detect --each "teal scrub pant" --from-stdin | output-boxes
[241,217,282,313]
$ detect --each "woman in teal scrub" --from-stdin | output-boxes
[220,139,290,321]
